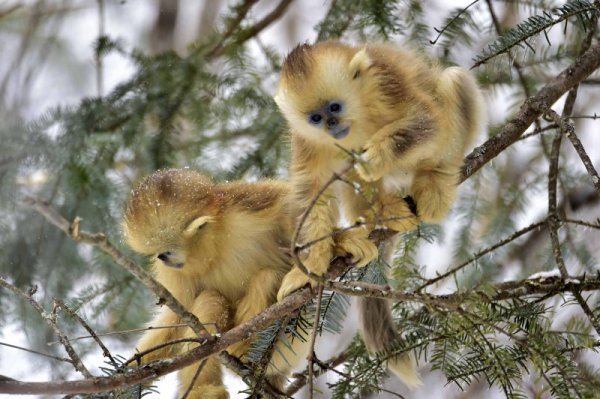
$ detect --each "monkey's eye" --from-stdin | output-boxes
[329,102,343,114]
[157,251,172,262]
[308,113,323,125]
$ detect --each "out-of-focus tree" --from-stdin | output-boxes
[1,1,600,398]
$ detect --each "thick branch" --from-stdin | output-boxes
[0,286,314,395]
[461,42,600,182]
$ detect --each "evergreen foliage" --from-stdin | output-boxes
[1,0,600,398]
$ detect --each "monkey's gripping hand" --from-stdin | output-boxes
[276,237,333,301]
[277,266,312,301]
[334,225,378,267]
[277,227,378,301]
[355,147,388,182]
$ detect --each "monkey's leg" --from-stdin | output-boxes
[334,181,379,267]
[228,268,285,357]
[277,266,311,301]
[411,164,459,223]
[267,309,313,391]
[133,308,181,364]
[355,110,437,183]
[179,289,231,399]
[376,190,419,233]
[298,199,337,276]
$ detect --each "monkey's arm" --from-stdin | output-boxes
[133,308,182,364]
[228,268,284,357]
[179,289,231,399]
[355,108,436,183]
[133,268,199,364]
[289,135,339,277]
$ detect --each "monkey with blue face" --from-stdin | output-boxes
[274,41,486,388]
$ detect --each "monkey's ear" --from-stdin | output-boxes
[183,216,213,238]
[349,47,371,79]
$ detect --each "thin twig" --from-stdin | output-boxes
[285,349,350,396]
[430,0,481,45]
[0,278,92,379]
[180,359,207,399]
[541,107,600,194]
[207,0,293,58]
[48,323,201,345]
[0,341,73,364]
[416,220,546,291]
[52,298,117,365]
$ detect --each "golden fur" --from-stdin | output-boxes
[123,169,304,398]
[274,41,486,387]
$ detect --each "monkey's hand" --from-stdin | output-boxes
[334,226,378,267]
[277,266,313,301]
[131,309,180,365]
[355,147,386,182]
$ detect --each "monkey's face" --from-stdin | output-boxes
[124,213,218,273]
[123,169,220,274]
[152,215,216,271]
[275,43,372,149]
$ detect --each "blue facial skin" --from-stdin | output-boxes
[308,101,350,140]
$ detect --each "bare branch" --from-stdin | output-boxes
[0,278,92,379]
[52,298,117,365]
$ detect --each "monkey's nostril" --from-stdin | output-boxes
[327,118,338,127]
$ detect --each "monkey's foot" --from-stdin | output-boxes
[355,149,385,182]
[412,188,453,223]
[380,200,419,233]
[335,227,378,267]
[277,267,312,301]
[184,385,229,399]
[299,238,333,276]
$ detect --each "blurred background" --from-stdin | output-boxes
[1,1,599,398]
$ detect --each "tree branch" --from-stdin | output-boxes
[461,42,600,182]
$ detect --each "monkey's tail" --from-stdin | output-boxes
[357,235,422,389]
[358,297,422,389]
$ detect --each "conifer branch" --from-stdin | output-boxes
[52,298,117,366]
[0,285,316,395]
[472,0,600,68]
[329,273,600,304]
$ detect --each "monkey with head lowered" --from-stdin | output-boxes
[123,169,301,398]
[274,41,486,387]
[123,168,367,398]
